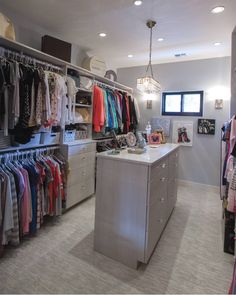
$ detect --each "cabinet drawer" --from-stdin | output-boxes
[150,157,168,183]
[68,152,95,170]
[67,143,96,156]
[149,173,168,205]
[145,216,164,262]
[147,195,167,230]
[68,166,95,186]
[66,176,95,209]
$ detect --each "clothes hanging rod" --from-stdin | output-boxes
[94,80,132,94]
[0,143,59,154]
[0,46,62,71]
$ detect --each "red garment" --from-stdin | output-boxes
[93,85,105,132]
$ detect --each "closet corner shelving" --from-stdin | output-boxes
[0,36,133,147]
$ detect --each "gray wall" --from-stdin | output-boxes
[0,5,88,66]
[117,57,231,187]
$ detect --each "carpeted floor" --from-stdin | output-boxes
[0,183,233,294]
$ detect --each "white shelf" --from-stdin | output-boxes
[73,121,92,124]
[75,103,92,108]
[77,87,93,93]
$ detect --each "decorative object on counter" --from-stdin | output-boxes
[105,70,117,81]
[0,12,15,40]
[126,132,137,147]
[137,132,147,149]
[154,128,166,144]
[145,121,152,136]
[215,99,223,109]
[107,149,120,155]
[137,20,161,95]
[148,133,162,145]
[172,121,193,146]
[127,147,146,154]
[151,117,171,137]
[198,119,215,135]
[82,56,107,76]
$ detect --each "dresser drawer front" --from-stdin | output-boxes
[66,176,95,208]
[149,173,168,205]
[150,157,168,183]
[68,152,95,170]
[68,165,95,186]
[145,216,164,262]
[67,143,96,156]
[147,195,167,230]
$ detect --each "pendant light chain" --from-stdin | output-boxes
[146,21,155,78]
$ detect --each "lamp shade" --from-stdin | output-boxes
[137,76,161,94]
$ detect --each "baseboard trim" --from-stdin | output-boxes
[178,179,220,193]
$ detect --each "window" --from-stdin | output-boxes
[162,91,203,116]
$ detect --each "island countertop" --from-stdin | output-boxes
[96,143,179,166]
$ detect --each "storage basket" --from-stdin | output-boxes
[16,133,41,148]
[64,130,76,143]
[41,132,60,145]
[0,130,11,149]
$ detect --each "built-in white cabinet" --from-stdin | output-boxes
[94,144,179,268]
[60,140,96,209]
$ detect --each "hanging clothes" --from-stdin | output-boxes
[92,84,138,135]
[0,149,68,257]
[0,54,67,144]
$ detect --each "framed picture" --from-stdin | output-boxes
[198,119,215,135]
[172,121,193,147]
[151,117,171,137]
[148,133,162,145]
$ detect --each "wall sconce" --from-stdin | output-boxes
[147,100,152,109]
[215,99,223,109]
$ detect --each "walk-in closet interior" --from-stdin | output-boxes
[0,1,236,294]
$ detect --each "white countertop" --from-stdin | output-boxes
[96,143,179,165]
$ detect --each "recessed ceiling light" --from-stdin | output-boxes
[211,6,225,14]
[99,32,107,37]
[128,54,134,58]
[214,42,221,46]
[158,38,164,42]
[134,0,142,6]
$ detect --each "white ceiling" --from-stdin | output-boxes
[0,0,236,69]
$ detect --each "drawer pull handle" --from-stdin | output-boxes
[161,177,166,182]
[162,163,166,168]
[160,198,165,202]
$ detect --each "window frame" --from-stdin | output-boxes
[162,90,204,117]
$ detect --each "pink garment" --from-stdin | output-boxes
[227,188,236,212]
[225,156,234,183]
[20,168,32,235]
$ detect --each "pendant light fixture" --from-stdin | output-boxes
[137,20,161,95]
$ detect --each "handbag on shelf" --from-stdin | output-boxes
[0,12,16,40]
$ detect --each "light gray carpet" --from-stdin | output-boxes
[0,183,233,294]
